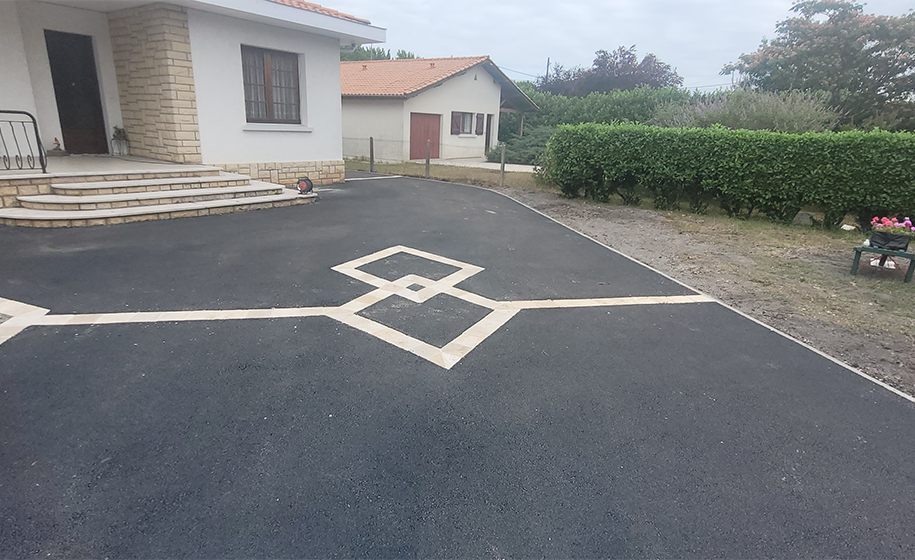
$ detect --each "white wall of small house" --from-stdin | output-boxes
[341,98,405,162]
[403,67,501,160]
[188,9,344,164]
[15,0,123,153]
[0,3,38,116]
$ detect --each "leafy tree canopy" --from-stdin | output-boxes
[341,45,390,61]
[536,46,683,96]
[722,0,915,126]
[341,46,418,61]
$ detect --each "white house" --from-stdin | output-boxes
[341,56,537,162]
[0,0,384,227]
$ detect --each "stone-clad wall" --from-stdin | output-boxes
[0,178,51,209]
[108,3,202,164]
[215,161,346,187]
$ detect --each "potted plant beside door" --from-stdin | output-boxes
[111,126,129,157]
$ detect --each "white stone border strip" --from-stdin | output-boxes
[0,246,715,369]
[343,175,404,182]
[457,181,915,404]
[0,297,50,346]
[2,294,713,370]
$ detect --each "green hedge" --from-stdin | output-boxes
[543,124,915,226]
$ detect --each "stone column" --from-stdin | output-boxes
[108,3,202,164]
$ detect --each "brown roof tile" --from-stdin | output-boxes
[265,0,371,25]
[340,56,491,97]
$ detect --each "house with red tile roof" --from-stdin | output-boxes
[1,0,383,193]
[341,56,536,162]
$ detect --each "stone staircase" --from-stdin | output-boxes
[0,165,316,227]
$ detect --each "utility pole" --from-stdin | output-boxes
[545,57,550,82]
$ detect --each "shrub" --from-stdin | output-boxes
[543,124,915,226]
[614,171,642,206]
[498,84,693,141]
[858,101,915,133]
[486,126,556,165]
[541,124,607,199]
[648,89,840,133]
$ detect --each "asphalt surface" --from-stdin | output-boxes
[2,173,915,558]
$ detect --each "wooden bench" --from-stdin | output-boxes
[851,246,914,283]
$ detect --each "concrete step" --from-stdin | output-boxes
[0,187,316,228]
[18,183,284,210]
[46,165,222,184]
[51,173,251,196]
[0,165,224,186]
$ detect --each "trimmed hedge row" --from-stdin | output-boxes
[543,123,915,226]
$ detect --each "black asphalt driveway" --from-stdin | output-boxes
[2,174,914,558]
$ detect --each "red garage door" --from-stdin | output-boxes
[409,113,440,160]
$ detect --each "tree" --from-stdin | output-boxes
[722,1,915,127]
[536,46,683,96]
[340,46,391,61]
[341,46,419,61]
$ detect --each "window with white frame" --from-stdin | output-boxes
[450,112,486,135]
[451,111,474,135]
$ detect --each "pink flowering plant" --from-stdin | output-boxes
[871,216,915,235]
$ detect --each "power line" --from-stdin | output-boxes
[690,83,733,89]
[500,66,540,79]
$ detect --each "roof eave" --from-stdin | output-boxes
[394,59,502,101]
[342,94,408,99]
[402,72,469,99]
[340,57,539,111]
[481,59,539,113]
[180,0,386,44]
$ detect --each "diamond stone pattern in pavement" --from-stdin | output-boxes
[0,246,714,369]
[359,293,493,349]
[358,252,461,283]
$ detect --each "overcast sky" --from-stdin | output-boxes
[330,0,913,90]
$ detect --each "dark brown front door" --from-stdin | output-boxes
[484,114,493,153]
[45,30,108,154]
[409,113,440,160]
